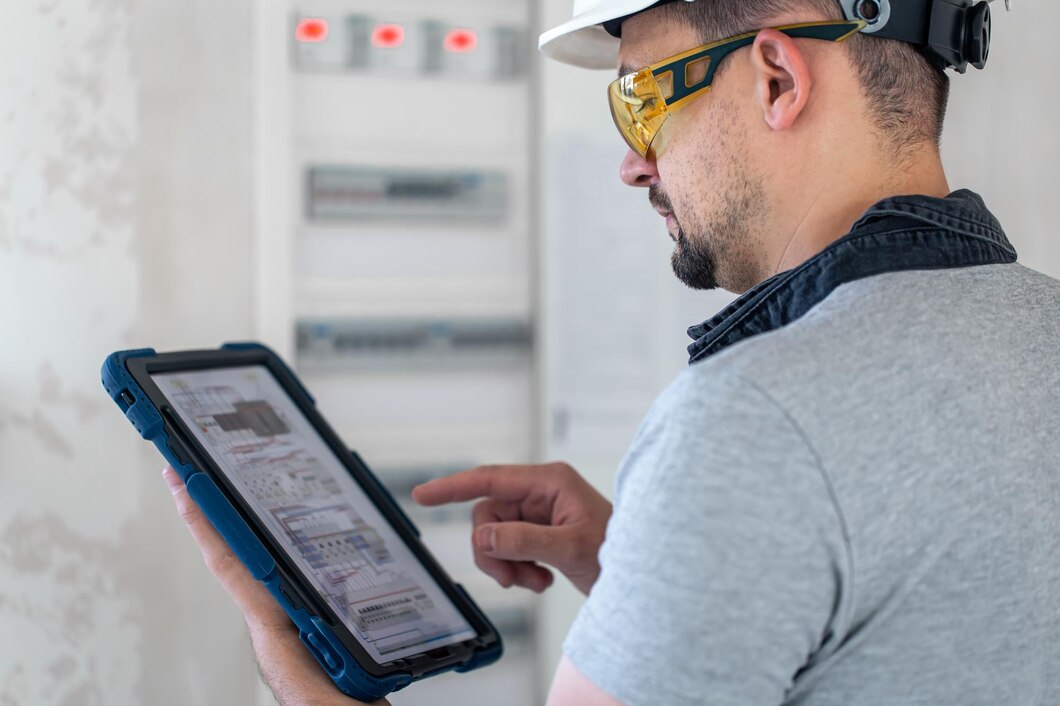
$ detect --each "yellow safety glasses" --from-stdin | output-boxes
[608,20,866,158]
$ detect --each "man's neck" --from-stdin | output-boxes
[770,146,951,280]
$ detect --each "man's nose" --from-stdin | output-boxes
[619,148,660,187]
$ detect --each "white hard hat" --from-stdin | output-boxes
[540,0,1013,73]
[539,0,695,70]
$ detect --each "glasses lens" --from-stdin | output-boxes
[608,69,670,158]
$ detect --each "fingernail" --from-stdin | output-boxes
[476,525,496,553]
[162,468,182,495]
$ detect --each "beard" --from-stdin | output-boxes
[649,185,721,290]
[648,169,766,293]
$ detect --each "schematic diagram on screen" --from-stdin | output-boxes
[158,370,474,658]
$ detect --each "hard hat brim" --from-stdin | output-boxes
[538,0,664,70]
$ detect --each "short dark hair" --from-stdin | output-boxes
[659,0,951,149]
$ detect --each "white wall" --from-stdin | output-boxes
[942,2,1060,279]
[0,1,259,703]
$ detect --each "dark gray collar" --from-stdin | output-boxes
[686,190,1017,365]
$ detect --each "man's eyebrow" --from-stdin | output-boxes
[618,62,636,77]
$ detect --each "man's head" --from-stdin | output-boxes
[612,0,951,293]
[649,1,951,147]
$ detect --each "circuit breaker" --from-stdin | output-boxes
[292,12,524,79]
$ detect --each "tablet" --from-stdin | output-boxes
[102,343,502,701]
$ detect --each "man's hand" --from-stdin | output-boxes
[162,466,389,706]
[411,462,612,596]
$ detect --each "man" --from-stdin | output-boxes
[165,0,1060,704]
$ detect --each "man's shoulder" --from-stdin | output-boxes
[684,262,1060,398]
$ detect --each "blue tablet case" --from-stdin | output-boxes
[102,342,502,701]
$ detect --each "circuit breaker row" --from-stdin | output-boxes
[293,14,525,78]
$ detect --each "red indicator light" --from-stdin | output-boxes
[295,18,329,43]
[444,28,478,53]
[372,24,405,49]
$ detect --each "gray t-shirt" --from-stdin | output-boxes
[564,262,1060,705]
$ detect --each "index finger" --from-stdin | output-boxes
[411,465,540,506]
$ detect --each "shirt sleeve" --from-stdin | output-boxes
[562,370,851,706]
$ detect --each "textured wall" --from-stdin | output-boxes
[0,1,259,704]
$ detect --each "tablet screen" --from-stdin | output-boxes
[152,365,477,664]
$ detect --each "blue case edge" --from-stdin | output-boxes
[101,343,501,700]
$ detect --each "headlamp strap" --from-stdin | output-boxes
[840,0,1011,73]
[604,0,1010,73]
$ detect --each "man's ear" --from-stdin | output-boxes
[750,29,813,131]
